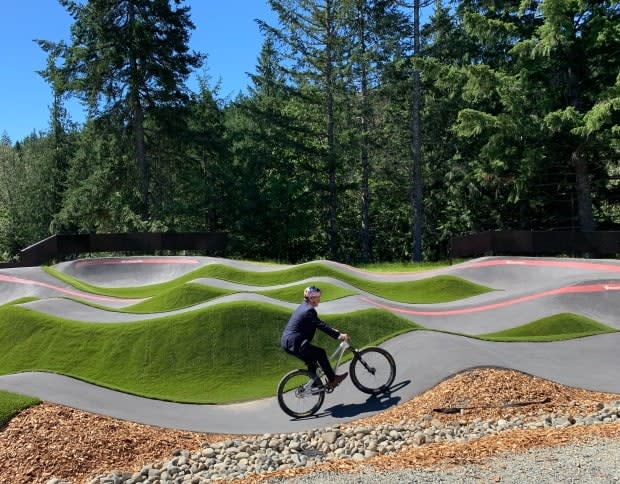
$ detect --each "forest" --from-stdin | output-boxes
[0,0,618,264]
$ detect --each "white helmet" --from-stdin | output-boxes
[303,285,321,299]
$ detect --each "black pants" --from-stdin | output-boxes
[287,341,335,381]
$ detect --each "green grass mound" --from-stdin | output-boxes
[478,313,617,342]
[44,262,492,304]
[0,303,415,404]
[1,297,39,306]
[356,260,467,272]
[124,283,234,312]
[121,281,356,313]
[260,281,356,303]
[0,390,40,428]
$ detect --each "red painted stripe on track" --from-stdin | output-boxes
[0,274,139,304]
[332,258,620,277]
[465,259,620,272]
[74,258,199,267]
[361,283,620,316]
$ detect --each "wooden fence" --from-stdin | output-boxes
[2,232,228,267]
[450,231,619,258]
[2,230,616,267]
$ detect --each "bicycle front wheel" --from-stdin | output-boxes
[350,347,396,394]
[277,369,325,418]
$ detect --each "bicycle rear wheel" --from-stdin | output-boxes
[277,369,325,418]
[350,347,396,394]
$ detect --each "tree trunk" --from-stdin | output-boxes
[566,65,595,232]
[129,4,148,220]
[133,100,147,219]
[325,0,338,260]
[573,147,595,231]
[411,0,423,261]
[360,119,370,263]
[358,0,370,263]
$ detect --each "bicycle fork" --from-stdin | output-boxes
[351,348,377,376]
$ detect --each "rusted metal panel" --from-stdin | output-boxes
[451,231,619,258]
[15,232,228,266]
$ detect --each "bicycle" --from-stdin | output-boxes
[276,339,397,418]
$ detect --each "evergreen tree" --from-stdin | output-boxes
[225,38,318,261]
[415,1,477,255]
[527,0,620,230]
[185,76,229,232]
[344,0,409,262]
[448,0,544,230]
[0,141,19,257]
[260,0,351,259]
[0,133,59,255]
[37,0,203,219]
[449,0,619,232]
[51,119,143,233]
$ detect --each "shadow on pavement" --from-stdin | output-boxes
[286,380,411,423]
[323,379,411,419]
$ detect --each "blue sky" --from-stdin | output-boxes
[0,1,276,142]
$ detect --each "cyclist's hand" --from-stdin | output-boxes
[338,333,349,341]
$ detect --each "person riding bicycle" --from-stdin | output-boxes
[280,285,349,389]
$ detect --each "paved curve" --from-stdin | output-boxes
[0,256,618,434]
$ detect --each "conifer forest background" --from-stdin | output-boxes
[1,0,618,263]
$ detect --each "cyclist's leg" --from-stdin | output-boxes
[283,344,322,384]
[303,360,320,386]
[298,343,336,381]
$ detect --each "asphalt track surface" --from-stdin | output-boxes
[0,256,618,434]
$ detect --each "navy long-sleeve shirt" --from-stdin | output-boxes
[280,301,340,354]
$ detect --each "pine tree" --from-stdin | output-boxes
[225,37,317,261]
[526,0,620,231]
[448,0,619,232]
[344,0,410,262]
[37,0,203,219]
[260,0,351,259]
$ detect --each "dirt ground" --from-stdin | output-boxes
[1,368,619,484]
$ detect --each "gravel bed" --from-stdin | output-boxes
[265,437,620,483]
[83,401,620,484]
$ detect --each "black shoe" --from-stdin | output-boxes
[326,372,348,389]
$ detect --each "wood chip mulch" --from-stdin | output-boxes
[1,368,619,484]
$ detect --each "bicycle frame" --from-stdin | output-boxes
[330,339,351,370]
[299,340,351,395]
[278,338,397,418]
